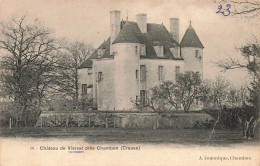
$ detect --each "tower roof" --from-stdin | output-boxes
[180,23,204,48]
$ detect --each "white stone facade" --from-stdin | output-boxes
[78,10,204,111]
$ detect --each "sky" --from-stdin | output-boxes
[0,0,259,87]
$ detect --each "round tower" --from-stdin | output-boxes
[113,43,140,110]
[180,21,204,78]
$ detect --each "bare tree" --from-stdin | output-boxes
[150,81,178,112]
[132,71,202,112]
[215,37,259,82]
[175,71,202,112]
[201,76,231,109]
[201,77,238,144]
[0,16,62,126]
[214,38,259,139]
[57,41,94,107]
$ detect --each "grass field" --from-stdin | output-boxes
[1,127,259,146]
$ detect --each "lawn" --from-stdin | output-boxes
[0,127,259,146]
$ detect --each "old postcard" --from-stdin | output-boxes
[0,0,259,165]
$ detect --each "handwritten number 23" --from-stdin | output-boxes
[216,4,231,16]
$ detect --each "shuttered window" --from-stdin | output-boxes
[82,84,87,95]
[175,66,180,79]
[140,65,146,81]
[98,72,103,82]
[140,90,146,106]
[158,66,163,81]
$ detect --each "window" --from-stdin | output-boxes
[176,101,181,109]
[136,70,139,80]
[82,84,87,95]
[98,49,105,58]
[175,47,180,58]
[88,69,93,75]
[170,48,175,57]
[171,47,180,58]
[140,65,146,81]
[140,90,146,106]
[195,98,199,105]
[154,46,164,57]
[196,71,202,80]
[195,50,199,57]
[136,96,139,104]
[140,44,146,56]
[158,66,163,81]
[175,66,180,79]
[98,72,103,82]
[135,46,138,54]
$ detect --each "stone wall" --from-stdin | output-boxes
[35,111,213,129]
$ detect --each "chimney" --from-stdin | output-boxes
[136,14,147,33]
[169,18,179,43]
[110,10,121,45]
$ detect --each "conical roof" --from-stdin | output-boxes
[180,23,204,48]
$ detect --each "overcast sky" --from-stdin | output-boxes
[0,0,259,87]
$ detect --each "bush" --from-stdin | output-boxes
[0,102,41,127]
[203,107,254,129]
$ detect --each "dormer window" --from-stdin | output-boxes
[140,44,146,56]
[98,49,105,58]
[170,47,180,58]
[154,45,164,57]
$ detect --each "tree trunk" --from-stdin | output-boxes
[75,71,79,108]
[243,116,255,139]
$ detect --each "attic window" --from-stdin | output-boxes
[154,46,164,57]
[170,47,180,58]
[98,49,105,58]
[140,44,146,56]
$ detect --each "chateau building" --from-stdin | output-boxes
[78,10,204,111]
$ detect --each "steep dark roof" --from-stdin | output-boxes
[113,21,142,44]
[180,24,204,48]
[113,21,181,59]
[78,38,111,69]
[79,20,184,69]
[146,23,180,59]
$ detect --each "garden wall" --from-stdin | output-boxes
[35,111,213,129]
